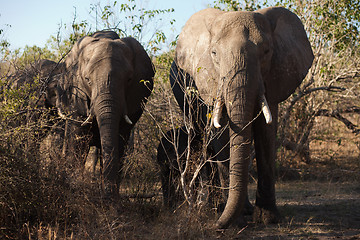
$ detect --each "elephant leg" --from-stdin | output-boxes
[209,128,230,207]
[157,136,178,209]
[157,127,190,209]
[85,146,99,173]
[253,103,281,224]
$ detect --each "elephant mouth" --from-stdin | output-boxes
[212,93,272,128]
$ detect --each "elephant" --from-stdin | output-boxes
[45,30,155,196]
[167,7,314,229]
[1,59,60,104]
[157,126,254,215]
[157,126,205,209]
[0,59,63,129]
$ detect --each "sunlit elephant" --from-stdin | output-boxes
[168,7,314,229]
[46,30,154,195]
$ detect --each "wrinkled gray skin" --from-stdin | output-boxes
[46,31,154,195]
[170,7,314,229]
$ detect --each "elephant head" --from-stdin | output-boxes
[174,7,313,228]
[47,31,154,193]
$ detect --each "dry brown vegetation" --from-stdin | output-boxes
[0,50,359,239]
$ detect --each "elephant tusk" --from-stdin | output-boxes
[125,115,133,125]
[261,95,272,124]
[57,108,67,120]
[213,98,223,128]
[81,114,93,126]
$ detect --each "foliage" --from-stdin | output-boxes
[46,0,175,58]
[46,9,90,59]
[275,0,360,164]
[278,0,360,51]
[212,0,269,11]
[89,0,175,54]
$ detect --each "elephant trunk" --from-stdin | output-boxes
[215,71,256,229]
[213,93,272,128]
[94,93,124,192]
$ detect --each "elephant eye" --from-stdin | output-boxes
[264,49,270,55]
[211,49,219,66]
[85,77,92,85]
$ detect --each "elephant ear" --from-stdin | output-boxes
[44,62,65,108]
[175,8,223,104]
[257,7,314,103]
[119,37,155,117]
[120,37,155,88]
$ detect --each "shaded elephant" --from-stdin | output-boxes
[157,126,254,216]
[157,126,204,208]
[0,59,63,129]
[46,30,154,195]
[167,7,314,229]
[1,59,60,106]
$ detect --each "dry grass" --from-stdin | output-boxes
[1,90,359,240]
[1,53,359,240]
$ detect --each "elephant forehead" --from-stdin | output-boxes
[83,40,130,62]
[66,38,131,72]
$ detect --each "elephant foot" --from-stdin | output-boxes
[216,196,253,216]
[253,205,281,224]
[215,214,247,231]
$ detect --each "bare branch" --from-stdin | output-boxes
[315,109,360,135]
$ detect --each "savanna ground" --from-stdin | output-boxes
[104,115,360,240]
[1,68,358,239]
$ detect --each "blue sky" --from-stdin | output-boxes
[0,0,213,50]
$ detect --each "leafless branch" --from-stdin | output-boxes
[315,108,360,135]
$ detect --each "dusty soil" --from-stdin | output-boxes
[125,125,360,239]
[31,117,360,239]
[112,180,359,240]
[239,181,360,239]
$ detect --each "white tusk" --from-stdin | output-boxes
[213,98,223,128]
[57,108,67,120]
[213,120,221,129]
[81,114,93,126]
[261,95,272,124]
[125,115,133,125]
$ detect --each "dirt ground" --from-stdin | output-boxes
[30,118,360,239]
[116,180,359,240]
[240,181,360,239]
[121,124,360,239]
[117,164,359,239]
